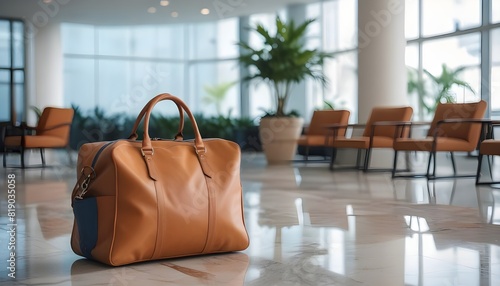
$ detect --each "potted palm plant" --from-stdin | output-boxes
[238,16,332,164]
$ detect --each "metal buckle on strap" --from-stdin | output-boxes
[75,166,96,200]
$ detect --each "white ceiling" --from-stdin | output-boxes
[0,0,317,26]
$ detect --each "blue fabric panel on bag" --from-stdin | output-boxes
[73,197,98,259]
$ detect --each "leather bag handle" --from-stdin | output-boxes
[128,100,185,141]
[137,94,211,180]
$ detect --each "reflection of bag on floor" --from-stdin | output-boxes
[70,252,250,284]
[70,93,249,266]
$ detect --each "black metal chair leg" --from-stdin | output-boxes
[487,155,493,178]
[450,152,457,175]
[476,154,483,185]
[432,152,437,177]
[329,147,335,170]
[392,150,398,177]
[331,148,337,164]
[2,147,6,167]
[363,148,372,171]
[355,149,362,169]
[40,148,46,166]
[20,147,25,168]
[426,152,434,178]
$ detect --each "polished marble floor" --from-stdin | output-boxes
[0,150,500,285]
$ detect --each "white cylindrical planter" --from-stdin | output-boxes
[259,117,304,165]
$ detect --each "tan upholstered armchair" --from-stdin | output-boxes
[476,121,500,185]
[328,106,413,171]
[392,100,487,179]
[297,110,350,161]
[3,107,74,168]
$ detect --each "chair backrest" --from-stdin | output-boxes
[36,107,75,144]
[362,106,413,138]
[306,110,350,137]
[427,100,487,144]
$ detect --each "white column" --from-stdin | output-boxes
[357,0,407,122]
[29,22,66,164]
[33,22,64,110]
[286,4,309,120]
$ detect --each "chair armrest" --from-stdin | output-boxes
[20,122,37,131]
[3,123,36,136]
[436,118,492,125]
[324,123,348,138]
[370,121,426,140]
[324,123,365,130]
[4,122,71,137]
[324,123,349,129]
[40,122,73,132]
[433,118,493,141]
[324,123,365,138]
[371,120,412,127]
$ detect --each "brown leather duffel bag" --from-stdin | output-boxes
[70,93,249,266]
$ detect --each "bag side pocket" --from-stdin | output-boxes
[73,197,98,259]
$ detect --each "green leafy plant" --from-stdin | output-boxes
[30,106,43,119]
[70,105,258,150]
[407,64,475,117]
[238,16,332,117]
[407,67,429,119]
[202,81,236,116]
[424,64,475,114]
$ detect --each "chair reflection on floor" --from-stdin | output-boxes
[392,179,458,205]
[476,188,500,224]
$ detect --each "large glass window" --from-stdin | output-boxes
[0,18,25,124]
[323,52,357,117]
[189,61,239,117]
[407,0,499,119]
[422,34,481,113]
[189,19,238,59]
[322,0,357,51]
[405,44,423,118]
[302,0,357,120]
[491,28,500,113]
[63,58,95,111]
[493,0,500,23]
[405,0,419,39]
[422,0,481,37]
[98,27,131,57]
[156,25,186,60]
[63,19,237,117]
[0,70,9,122]
[0,21,10,67]
[12,22,23,68]
[61,24,95,55]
